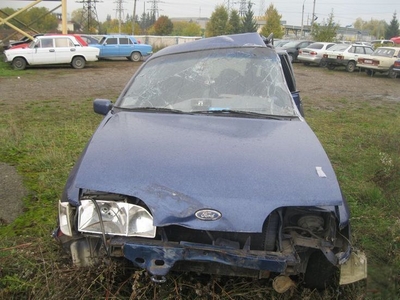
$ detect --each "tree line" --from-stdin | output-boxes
[1,3,399,41]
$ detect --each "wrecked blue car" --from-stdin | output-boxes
[54,33,366,291]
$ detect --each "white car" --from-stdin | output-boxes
[322,43,374,72]
[297,42,336,67]
[357,47,400,78]
[4,35,100,70]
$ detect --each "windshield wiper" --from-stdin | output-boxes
[114,106,187,114]
[192,109,297,120]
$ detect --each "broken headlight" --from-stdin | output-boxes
[77,200,156,238]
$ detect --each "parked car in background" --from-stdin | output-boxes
[91,35,152,61]
[80,34,103,45]
[54,32,366,291]
[6,33,44,50]
[371,39,395,48]
[322,43,374,72]
[273,39,291,48]
[297,42,336,67]
[393,59,400,75]
[276,40,314,62]
[4,35,99,70]
[357,47,400,78]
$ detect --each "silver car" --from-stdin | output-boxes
[297,42,336,67]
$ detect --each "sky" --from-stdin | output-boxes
[1,0,398,28]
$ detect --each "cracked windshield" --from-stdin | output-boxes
[119,47,297,117]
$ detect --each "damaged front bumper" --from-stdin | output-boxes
[121,238,299,277]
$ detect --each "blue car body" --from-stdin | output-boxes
[91,35,152,61]
[55,33,364,290]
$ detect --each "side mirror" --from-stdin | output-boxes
[93,99,113,115]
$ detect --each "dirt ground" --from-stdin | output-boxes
[0,60,399,223]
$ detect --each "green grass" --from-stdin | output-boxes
[0,56,36,76]
[0,67,399,298]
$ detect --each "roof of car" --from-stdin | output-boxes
[151,33,272,59]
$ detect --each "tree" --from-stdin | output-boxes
[153,15,173,36]
[260,4,283,38]
[385,12,399,39]
[241,1,258,33]
[172,21,202,36]
[205,5,229,37]
[310,11,339,42]
[227,10,242,34]
[353,18,387,40]
[1,7,58,33]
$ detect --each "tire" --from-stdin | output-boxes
[12,57,27,70]
[388,66,397,79]
[304,251,339,290]
[130,51,142,62]
[326,64,335,70]
[263,211,279,251]
[303,62,310,66]
[346,61,356,72]
[319,59,327,68]
[71,56,85,69]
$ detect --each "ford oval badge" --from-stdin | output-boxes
[195,209,222,221]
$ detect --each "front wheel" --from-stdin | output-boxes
[304,251,339,290]
[346,61,356,72]
[71,56,86,69]
[130,51,142,62]
[12,57,27,70]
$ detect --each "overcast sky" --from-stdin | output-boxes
[2,0,398,27]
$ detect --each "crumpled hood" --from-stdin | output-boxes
[68,112,344,232]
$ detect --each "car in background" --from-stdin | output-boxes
[6,33,44,50]
[4,35,99,70]
[273,39,291,48]
[53,32,366,291]
[276,40,314,62]
[91,35,152,61]
[80,34,103,45]
[393,59,400,75]
[322,43,374,72]
[357,47,400,78]
[297,42,336,67]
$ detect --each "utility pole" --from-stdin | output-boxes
[300,0,305,37]
[311,0,316,26]
[132,0,137,35]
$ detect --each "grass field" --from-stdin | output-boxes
[0,60,399,299]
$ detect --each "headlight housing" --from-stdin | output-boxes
[78,200,156,238]
[58,200,73,236]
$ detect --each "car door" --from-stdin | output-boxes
[118,37,135,56]
[100,37,118,57]
[54,37,76,63]
[30,38,56,65]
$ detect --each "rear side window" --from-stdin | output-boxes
[119,38,131,45]
[55,38,74,48]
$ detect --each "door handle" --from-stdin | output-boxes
[49,49,55,52]
[70,48,76,52]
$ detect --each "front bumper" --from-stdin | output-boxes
[120,238,299,277]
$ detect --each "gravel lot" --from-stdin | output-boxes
[0,60,399,223]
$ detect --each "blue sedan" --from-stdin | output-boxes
[54,32,366,291]
[92,35,152,61]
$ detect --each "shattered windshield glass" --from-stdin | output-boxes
[119,47,296,116]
